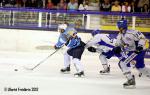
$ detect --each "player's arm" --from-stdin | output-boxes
[54,34,67,49]
[85,34,102,48]
[115,33,125,47]
[133,30,147,53]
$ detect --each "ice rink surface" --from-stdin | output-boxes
[0,50,150,95]
[0,29,150,95]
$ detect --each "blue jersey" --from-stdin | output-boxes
[67,36,81,49]
[55,27,77,48]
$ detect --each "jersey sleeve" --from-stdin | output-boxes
[85,34,102,48]
[55,34,68,48]
[116,33,125,47]
[133,30,146,48]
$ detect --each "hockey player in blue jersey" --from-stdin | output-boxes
[54,24,85,77]
[116,19,150,88]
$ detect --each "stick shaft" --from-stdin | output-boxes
[28,49,59,70]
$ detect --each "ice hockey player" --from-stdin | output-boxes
[85,29,118,74]
[116,19,150,88]
[54,24,85,77]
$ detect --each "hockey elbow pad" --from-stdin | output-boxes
[87,47,96,52]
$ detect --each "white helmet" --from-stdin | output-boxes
[58,24,67,30]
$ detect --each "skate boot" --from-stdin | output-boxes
[60,66,70,74]
[139,73,142,77]
[123,75,136,88]
[100,65,110,74]
[74,71,84,77]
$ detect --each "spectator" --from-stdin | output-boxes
[78,0,89,10]
[9,0,16,7]
[100,0,111,11]
[122,1,131,12]
[137,0,149,12]
[25,0,36,8]
[16,0,24,7]
[130,0,136,12]
[78,0,83,6]
[36,0,43,8]
[46,0,54,9]
[67,0,78,10]
[111,0,121,12]
[141,4,149,13]
[57,0,67,10]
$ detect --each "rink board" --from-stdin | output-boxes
[0,28,149,58]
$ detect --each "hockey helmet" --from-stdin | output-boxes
[68,29,77,36]
[117,20,127,30]
[58,24,67,30]
[91,29,101,36]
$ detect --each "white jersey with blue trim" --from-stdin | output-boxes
[85,34,116,52]
[116,29,146,51]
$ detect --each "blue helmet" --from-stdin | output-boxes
[91,30,101,36]
[117,20,127,29]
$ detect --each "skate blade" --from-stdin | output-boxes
[74,75,85,78]
[123,85,136,89]
[100,73,110,75]
[60,71,70,74]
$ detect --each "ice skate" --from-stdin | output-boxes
[139,72,150,78]
[138,67,150,78]
[74,71,84,77]
[100,65,110,74]
[60,66,70,74]
[123,75,136,89]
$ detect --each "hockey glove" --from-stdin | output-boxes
[54,45,61,50]
[135,46,143,54]
[113,46,122,54]
[87,47,96,52]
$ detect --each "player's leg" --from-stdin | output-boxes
[71,46,85,77]
[118,51,136,88]
[73,58,84,77]
[119,60,136,88]
[60,50,71,73]
[99,54,110,74]
[135,51,150,78]
[99,49,117,74]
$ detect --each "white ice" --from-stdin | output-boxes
[0,29,150,95]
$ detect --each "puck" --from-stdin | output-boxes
[14,69,18,71]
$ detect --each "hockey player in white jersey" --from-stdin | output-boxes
[116,19,150,88]
[54,24,85,77]
[85,29,119,74]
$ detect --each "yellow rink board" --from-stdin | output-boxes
[101,26,150,33]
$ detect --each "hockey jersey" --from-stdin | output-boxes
[116,29,148,51]
[85,34,116,52]
[55,27,77,48]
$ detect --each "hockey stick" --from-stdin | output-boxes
[24,49,60,71]
[122,52,137,65]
